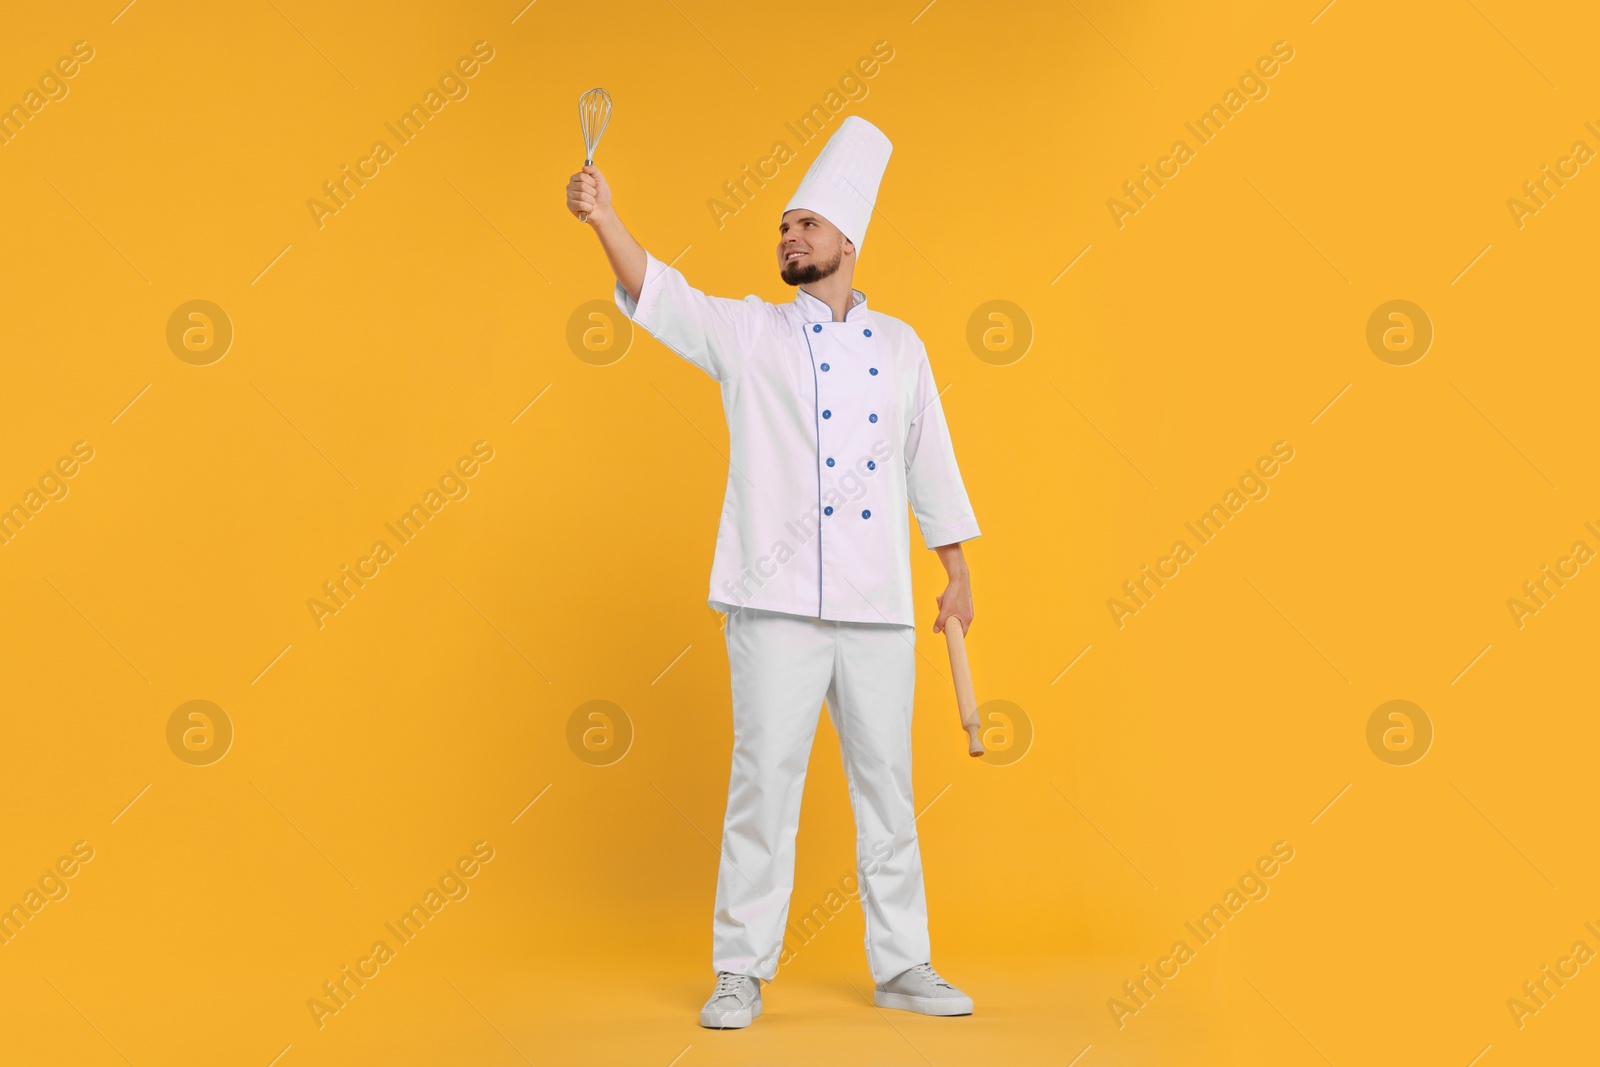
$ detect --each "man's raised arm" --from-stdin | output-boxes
[566,164,645,302]
[564,164,754,384]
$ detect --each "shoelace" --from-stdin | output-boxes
[911,963,953,989]
[713,972,750,999]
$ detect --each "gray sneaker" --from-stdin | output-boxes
[700,971,762,1029]
[873,962,973,1016]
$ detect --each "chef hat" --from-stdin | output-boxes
[782,116,893,253]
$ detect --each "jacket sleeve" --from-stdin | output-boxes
[612,251,757,382]
[904,335,981,548]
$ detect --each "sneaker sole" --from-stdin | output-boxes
[874,991,973,1016]
[700,997,762,1029]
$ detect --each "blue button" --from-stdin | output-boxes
[822,409,831,419]
[869,368,878,375]
[824,506,834,516]
[826,457,835,467]
[862,509,871,519]
[820,363,829,371]
[812,324,822,333]
[867,460,875,470]
[868,413,878,423]
[864,328,872,337]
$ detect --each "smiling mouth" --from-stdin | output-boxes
[784,250,807,261]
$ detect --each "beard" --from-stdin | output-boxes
[780,246,844,286]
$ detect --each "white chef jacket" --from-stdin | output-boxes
[614,251,980,626]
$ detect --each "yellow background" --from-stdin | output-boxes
[2,0,1597,1064]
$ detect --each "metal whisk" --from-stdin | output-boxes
[577,88,612,222]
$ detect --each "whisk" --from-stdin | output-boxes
[577,88,612,222]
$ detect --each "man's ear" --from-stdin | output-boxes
[844,238,857,257]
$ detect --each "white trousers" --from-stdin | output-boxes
[712,606,930,984]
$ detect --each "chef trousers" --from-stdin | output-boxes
[712,605,931,984]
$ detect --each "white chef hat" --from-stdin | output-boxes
[782,116,893,253]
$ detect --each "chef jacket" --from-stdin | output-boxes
[613,250,980,626]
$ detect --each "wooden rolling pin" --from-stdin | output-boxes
[941,616,984,757]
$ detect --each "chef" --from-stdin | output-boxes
[566,115,980,1029]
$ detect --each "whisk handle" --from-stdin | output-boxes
[578,158,595,221]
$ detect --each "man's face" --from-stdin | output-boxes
[778,210,852,286]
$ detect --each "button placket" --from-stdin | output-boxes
[818,320,891,586]
[815,324,836,506]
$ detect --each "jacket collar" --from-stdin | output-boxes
[793,284,869,323]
